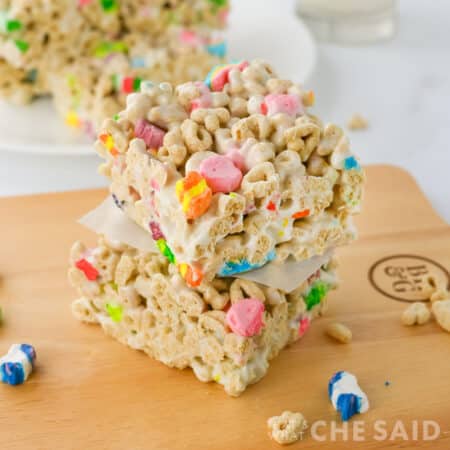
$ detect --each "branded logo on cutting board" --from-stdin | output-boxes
[368,255,449,302]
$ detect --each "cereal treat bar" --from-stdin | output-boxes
[49,26,226,134]
[0,0,228,131]
[69,237,338,396]
[119,0,229,34]
[0,1,100,82]
[95,59,364,286]
[0,60,42,105]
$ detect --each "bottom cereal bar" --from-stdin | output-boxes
[68,237,338,396]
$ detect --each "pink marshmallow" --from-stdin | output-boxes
[135,119,166,150]
[190,82,212,111]
[210,61,249,92]
[199,155,243,193]
[298,317,310,337]
[179,30,205,47]
[225,148,246,172]
[262,94,303,117]
[226,298,265,337]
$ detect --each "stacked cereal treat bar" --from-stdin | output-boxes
[69,236,338,396]
[95,59,364,286]
[0,0,228,132]
[70,59,364,395]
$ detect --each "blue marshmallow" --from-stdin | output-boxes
[218,249,276,277]
[0,343,36,386]
[328,371,369,421]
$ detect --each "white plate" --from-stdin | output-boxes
[228,0,316,83]
[0,0,316,156]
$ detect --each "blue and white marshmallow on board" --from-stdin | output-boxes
[0,343,36,386]
[328,371,369,421]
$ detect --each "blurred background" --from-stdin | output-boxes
[0,0,449,222]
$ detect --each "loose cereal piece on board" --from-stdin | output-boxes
[432,299,450,332]
[326,322,352,343]
[401,302,431,326]
[347,113,369,131]
[267,411,308,445]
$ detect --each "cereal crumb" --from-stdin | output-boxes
[430,288,450,303]
[267,411,308,445]
[401,302,431,326]
[432,299,450,332]
[347,113,369,131]
[423,275,449,301]
[326,322,352,343]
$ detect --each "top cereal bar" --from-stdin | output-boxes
[96,59,364,286]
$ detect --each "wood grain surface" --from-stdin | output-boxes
[0,165,449,450]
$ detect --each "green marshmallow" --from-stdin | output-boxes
[106,302,123,322]
[304,280,330,311]
[14,39,29,53]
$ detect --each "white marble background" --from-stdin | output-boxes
[0,0,448,223]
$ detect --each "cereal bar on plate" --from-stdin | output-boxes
[0,0,228,132]
[49,25,226,134]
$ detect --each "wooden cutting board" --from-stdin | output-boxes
[0,165,449,450]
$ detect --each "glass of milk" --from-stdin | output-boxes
[297,0,397,44]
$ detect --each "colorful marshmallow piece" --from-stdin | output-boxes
[199,155,242,193]
[175,172,212,220]
[218,249,276,277]
[226,298,265,337]
[100,0,118,12]
[0,14,22,33]
[75,258,99,281]
[225,148,246,172]
[190,82,212,111]
[149,221,165,240]
[179,29,205,47]
[292,209,310,219]
[112,75,142,94]
[179,263,204,287]
[94,40,127,58]
[209,0,228,6]
[134,119,166,151]
[65,111,81,128]
[266,201,276,211]
[298,317,310,337]
[99,133,119,156]
[156,239,176,264]
[261,94,303,117]
[14,39,29,53]
[205,60,248,91]
[343,156,361,171]
[105,303,123,322]
[206,41,227,58]
[304,280,329,311]
[0,344,36,386]
[328,371,369,421]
